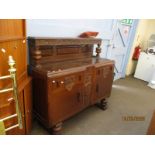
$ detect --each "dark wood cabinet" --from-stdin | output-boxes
[28,37,114,133]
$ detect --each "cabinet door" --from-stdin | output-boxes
[102,65,114,98]
[48,72,84,126]
[93,67,103,102]
[93,64,114,102]
[0,40,26,82]
[23,78,32,134]
[83,67,93,107]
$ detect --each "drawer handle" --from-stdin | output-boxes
[52,80,56,83]
[60,81,64,84]
[1,48,6,53]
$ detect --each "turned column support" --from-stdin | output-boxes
[95,44,101,57]
[96,99,108,111]
[32,47,42,68]
[33,47,42,60]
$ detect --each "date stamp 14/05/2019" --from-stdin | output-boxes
[122,116,145,121]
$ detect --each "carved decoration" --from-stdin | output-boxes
[64,76,75,91]
[28,37,102,46]
[96,44,101,57]
[84,75,92,87]
[28,37,102,66]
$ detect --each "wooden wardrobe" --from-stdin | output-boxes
[0,19,32,135]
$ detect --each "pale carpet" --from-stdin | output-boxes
[31,76,155,135]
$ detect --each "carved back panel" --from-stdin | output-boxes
[28,37,102,66]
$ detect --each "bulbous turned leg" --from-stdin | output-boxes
[52,122,63,135]
[96,99,108,110]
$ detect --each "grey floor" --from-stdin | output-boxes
[31,76,155,135]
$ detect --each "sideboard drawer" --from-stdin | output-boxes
[49,72,84,91]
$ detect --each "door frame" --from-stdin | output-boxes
[101,19,139,79]
[121,19,139,78]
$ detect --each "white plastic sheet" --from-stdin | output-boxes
[148,66,155,89]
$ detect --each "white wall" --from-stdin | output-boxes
[26,19,113,38]
[126,19,155,75]
[26,19,114,58]
[144,20,155,45]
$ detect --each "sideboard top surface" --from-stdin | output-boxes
[32,57,114,77]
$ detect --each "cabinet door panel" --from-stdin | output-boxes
[23,78,32,134]
[0,19,25,37]
[0,40,27,88]
[102,65,114,98]
[83,68,93,107]
[93,67,103,101]
[93,65,114,102]
[48,73,84,126]
[15,39,27,77]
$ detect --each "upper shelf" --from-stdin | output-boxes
[28,37,102,46]
[28,37,103,66]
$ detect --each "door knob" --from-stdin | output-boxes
[1,48,6,53]
[52,80,56,83]
[60,81,64,84]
